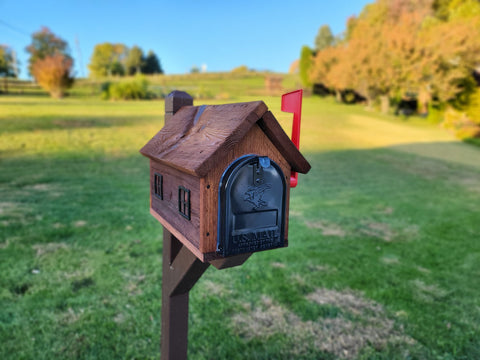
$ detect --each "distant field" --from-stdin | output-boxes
[1,89,479,359]
[3,72,300,99]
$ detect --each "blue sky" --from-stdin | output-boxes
[1,0,371,79]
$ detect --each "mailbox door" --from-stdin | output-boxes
[217,155,286,257]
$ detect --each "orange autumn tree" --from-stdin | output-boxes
[310,45,350,101]
[310,0,480,113]
[27,27,74,98]
[312,0,433,111]
[415,1,480,105]
[32,53,74,98]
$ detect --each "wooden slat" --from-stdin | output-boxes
[150,161,201,253]
[151,209,206,262]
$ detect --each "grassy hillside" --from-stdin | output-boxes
[72,72,300,99]
[1,91,479,359]
[4,72,300,100]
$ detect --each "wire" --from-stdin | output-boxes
[0,19,30,37]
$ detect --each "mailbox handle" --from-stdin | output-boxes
[281,89,303,188]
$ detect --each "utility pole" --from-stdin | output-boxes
[75,35,85,78]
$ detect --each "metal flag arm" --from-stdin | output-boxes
[281,89,303,188]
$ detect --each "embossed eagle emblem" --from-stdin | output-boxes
[243,183,271,209]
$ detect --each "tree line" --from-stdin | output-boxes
[0,27,163,98]
[301,0,480,125]
[88,43,162,77]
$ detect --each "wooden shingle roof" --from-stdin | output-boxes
[140,101,310,177]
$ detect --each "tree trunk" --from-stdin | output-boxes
[335,89,342,103]
[380,95,390,114]
[365,96,374,110]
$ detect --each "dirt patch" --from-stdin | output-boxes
[456,177,480,194]
[306,288,381,316]
[201,280,229,297]
[24,183,63,197]
[62,269,94,280]
[122,273,145,296]
[232,296,301,339]
[411,279,448,302]
[33,242,69,257]
[126,281,143,296]
[232,290,414,359]
[289,210,303,218]
[0,202,28,218]
[58,307,84,324]
[271,262,286,269]
[381,255,400,265]
[306,220,346,237]
[0,202,17,215]
[380,207,394,215]
[361,222,396,242]
[307,264,337,273]
[290,273,306,286]
[29,184,52,191]
[114,313,126,324]
[73,220,87,227]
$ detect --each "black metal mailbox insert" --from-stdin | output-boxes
[217,155,286,257]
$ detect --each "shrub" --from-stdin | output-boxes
[231,65,249,74]
[442,106,480,140]
[101,77,154,100]
[31,54,74,98]
[466,90,480,125]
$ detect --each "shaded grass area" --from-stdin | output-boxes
[1,95,480,359]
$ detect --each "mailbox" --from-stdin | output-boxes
[218,155,286,257]
[140,95,310,262]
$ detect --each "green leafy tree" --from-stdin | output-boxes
[142,50,163,74]
[125,45,145,75]
[433,0,454,19]
[299,46,314,88]
[314,25,335,51]
[88,43,128,78]
[26,27,70,76]
[0,45,16,78]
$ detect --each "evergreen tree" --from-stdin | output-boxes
[314,25,335,51]
[299,46,314,88]
[142,50,163,74]
[0,45,16,78]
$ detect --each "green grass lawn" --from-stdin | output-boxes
[1,92,479,359]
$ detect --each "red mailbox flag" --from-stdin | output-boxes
[281,89,303,188]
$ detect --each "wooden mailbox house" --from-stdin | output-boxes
[140,98,310,262]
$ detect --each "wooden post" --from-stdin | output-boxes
[161,229,209,360]
[159,90,254,358]
[161,91,210,360]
